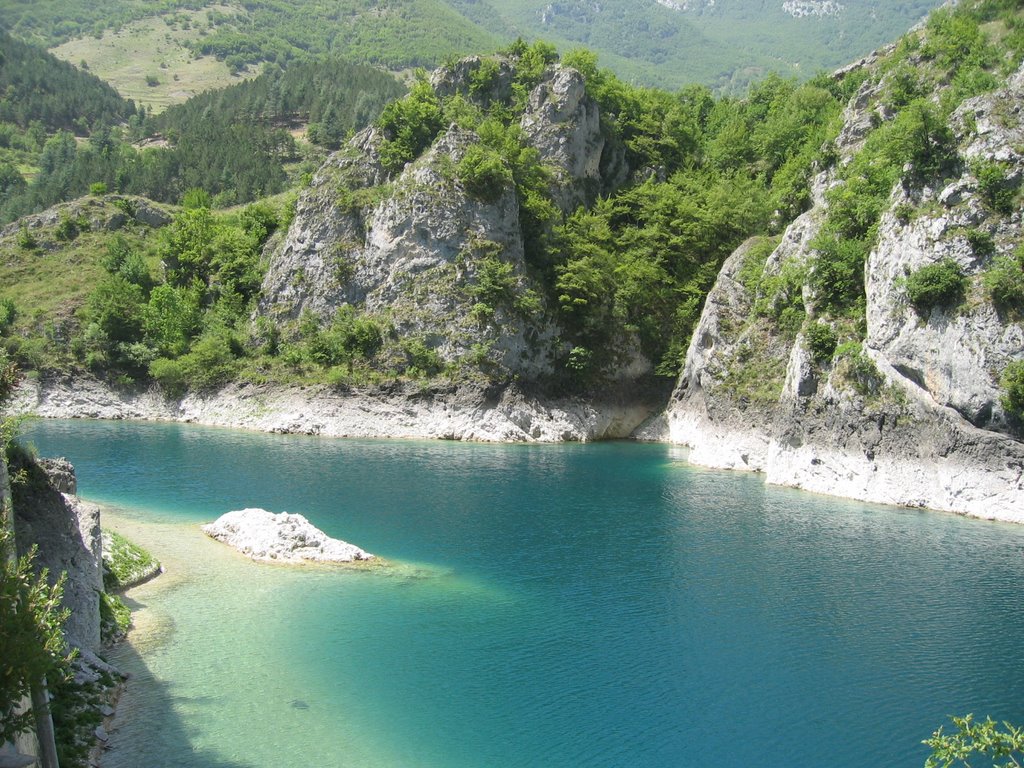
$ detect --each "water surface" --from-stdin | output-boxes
[25,419,1024,767]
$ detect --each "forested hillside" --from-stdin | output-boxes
[1,0,943,92]
[0,49,404,222]
[0,38,851,394]
[0,30,137,133]
[150,58,406,150]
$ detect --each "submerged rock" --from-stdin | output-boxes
[202,508,374,564]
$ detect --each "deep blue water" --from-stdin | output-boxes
[24,418,1024,768]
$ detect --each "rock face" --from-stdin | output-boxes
[866,64,1024,433]
[11,457,104,650]
[257,56,641,384]
[202,509,374,564]
[662,58,1024,523]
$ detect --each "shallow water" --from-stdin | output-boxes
[26,419,1024,768]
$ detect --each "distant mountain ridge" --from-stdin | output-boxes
[1,0,943,91]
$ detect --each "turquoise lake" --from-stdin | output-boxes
[24,418,1024,767]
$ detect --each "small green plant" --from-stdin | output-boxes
[54,212,86,242]
[1000,360,1024,422]
[99,592,131,642]
[904,259,967,314]
[804,321,838,364]
[972,159,1017,215]
[145,74,160,87]
[963,228,996,258]
[983,253,1024,316]
[16,225,36,250]
[89,182,107,196]
[0,298,16,335]
[834,342,884,397]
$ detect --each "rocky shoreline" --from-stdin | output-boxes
[8,373,1024,525]
[9,375,662,444]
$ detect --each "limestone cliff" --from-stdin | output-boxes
[257,55,640,387]
[661,52,1024,522]
[10,455,104,650]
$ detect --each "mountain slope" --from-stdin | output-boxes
[3,0,943,92]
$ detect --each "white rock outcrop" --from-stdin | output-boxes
[202,509,374,564]
[662,56,1024,523]
[10,375,657,443]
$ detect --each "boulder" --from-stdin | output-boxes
[202,509,374,564]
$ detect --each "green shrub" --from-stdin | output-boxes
[306,306,384,367]
[805,321,838,364]
[835,342,884,397]
[16,226,36,250]
[983,252,1024,316]
[972,159,1017,215]
[377,76,444,173]
[963,228,995,258]
[457,144,513,201]
[904,258,967,314]
[808,234,869,315]
[177,330,240,391]
[89,182,107,196]
[0,298,16,335]
[400,336,444,378]
[1001,360,1024,421]
[149,357,187,397]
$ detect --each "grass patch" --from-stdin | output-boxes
[102,529,160,591]
[49,5,255,114]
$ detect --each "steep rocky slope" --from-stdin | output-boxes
[658,46,1024,521]
[258,58,614,381]
[248,53,661,437]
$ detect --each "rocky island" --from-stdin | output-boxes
[202,508,376,564]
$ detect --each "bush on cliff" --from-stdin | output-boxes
[1000,360,1024,422]
[904,259,967,315]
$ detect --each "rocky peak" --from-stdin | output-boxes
[520,64,608,212]
[257,53,649,383]
[429,55,516,105]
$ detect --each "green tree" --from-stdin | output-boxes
[377,74,444,173]
[1001,360,1024,422]
[924,715,1024,768]
[161,207,217,286]
[143,284,203,357]
[0,528,73,746]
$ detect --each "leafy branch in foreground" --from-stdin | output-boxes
[924,714,1024,768]
[0,528,76,744]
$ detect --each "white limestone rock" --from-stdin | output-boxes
[660,51,1024,523]
[202,509,374,564]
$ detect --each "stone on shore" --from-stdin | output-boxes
[202,508,374,564]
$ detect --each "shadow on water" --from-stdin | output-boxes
[101,597,254,768]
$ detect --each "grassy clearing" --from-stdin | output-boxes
[49,5,255,114]
[0,201,164,323]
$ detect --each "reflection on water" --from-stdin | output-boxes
[25,420,1024,768]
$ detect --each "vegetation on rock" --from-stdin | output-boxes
[0,528,75,744]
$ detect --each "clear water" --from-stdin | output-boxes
[24,419,1024,768]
